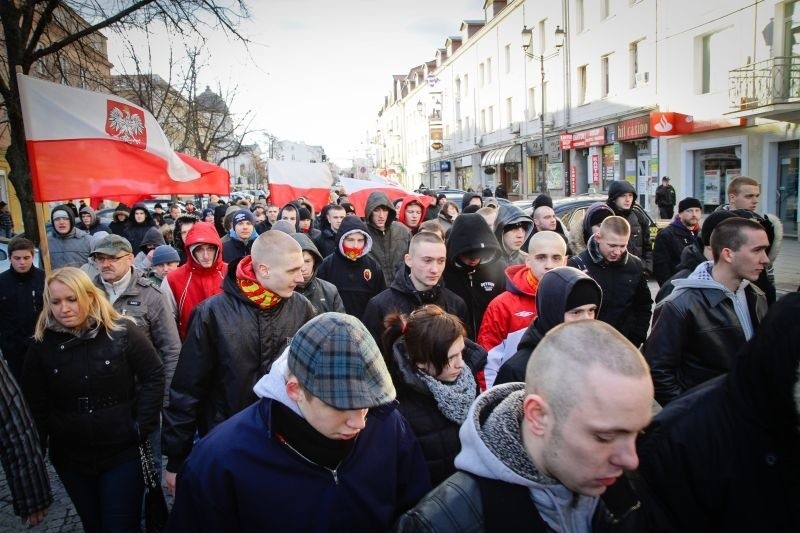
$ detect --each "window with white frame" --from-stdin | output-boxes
[601,54,611,97]
[601,0,611,19]
[480,109,486,132]
[479,63,485,87]
[505,44,512,74]
[700,28,736,94]
[630,39,643,88]
[488,105,495,132]
[528,87,537,119]
[577,65,588,104]
[487,58,493,84]
[576,0,585,32]
[506,97,513,125]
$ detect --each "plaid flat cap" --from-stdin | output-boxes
[288,313,396,410]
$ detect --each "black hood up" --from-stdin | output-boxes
[607,180,637,216]
[446,213,500,267]
[335,215,373,258]
[493,203,534,255]
[50,204,76,234]
[278,202,302,232]
[129,202,154,227]
[461,192,482,210]
[534,266,602,332]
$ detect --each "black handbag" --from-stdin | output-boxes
[139,440,169,533]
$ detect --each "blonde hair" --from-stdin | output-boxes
[34,267,125,341]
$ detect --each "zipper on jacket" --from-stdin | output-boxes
[276,433,343,485]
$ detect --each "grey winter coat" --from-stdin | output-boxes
[47,204,92,269]
[364,191,411,285]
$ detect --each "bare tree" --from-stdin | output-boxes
[0,0,248,244]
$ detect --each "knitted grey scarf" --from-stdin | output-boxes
[418,368,477,424]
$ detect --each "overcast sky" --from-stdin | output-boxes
[106,0,484,167]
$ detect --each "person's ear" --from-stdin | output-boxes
[285,376,302,402]
[523,394,550,437]
[404,253,412,268]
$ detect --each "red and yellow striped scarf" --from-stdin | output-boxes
[236,256,282,310]
[525,269,540,293]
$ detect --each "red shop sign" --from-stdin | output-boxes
[617,116,650,140]
[571,127,605,149]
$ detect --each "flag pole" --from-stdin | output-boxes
[16,68,52,273]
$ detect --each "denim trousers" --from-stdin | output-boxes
[55,456,144,533]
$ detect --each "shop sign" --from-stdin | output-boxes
[560,133,573,150]
[649,111,745,137]
[570,165,577,194]
[589,146,601,184]
[617,116,650,140]
[571,127,606,149]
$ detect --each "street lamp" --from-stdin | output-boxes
[416,100,433,187]
[522,24,565,194]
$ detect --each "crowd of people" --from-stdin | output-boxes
[0,176,797,532]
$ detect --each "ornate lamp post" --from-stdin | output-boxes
[522,24,565,194]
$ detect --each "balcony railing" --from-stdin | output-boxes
[729,56,800,110]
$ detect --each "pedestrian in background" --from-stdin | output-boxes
[0,201,13,237]
[655,176,677,219]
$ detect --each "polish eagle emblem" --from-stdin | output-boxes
[105,101,147,146]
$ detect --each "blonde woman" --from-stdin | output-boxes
[22,267,163,533]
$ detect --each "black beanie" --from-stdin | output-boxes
[462,204,481,214]
[532,194,554,211]
[565,278,603,312]
[298,207,312,220]
[678,197,702,212]
[588,206,613,228]
[700,210,739,247]
[341,202,356,215]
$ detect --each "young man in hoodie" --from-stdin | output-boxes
[290,232,346,314]
[76,205,111,235]
[397,196,427,234]
[495,267,602,385]
[47,205,92,269]
[644,217,769,406]
[364,191,411,286]
[316,215,385,317]
[168,313,430,531]
[443,213,506,340]
[361,232,467,344]
[568,216,652,349]
[479,231,567,389]
[161,221,227,340]
[221,209,258,262]
[606,180,653,275]
[313,204,345,258]
[124,202,157,253]
[163,231,316,496]
[652,197,701,286]
[492,203,534,266]
[397,320,653,532]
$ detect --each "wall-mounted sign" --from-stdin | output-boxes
[617,116,650,141]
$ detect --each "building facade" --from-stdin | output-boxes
[375,0,800,237]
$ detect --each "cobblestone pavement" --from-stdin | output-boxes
[0,458,173,532]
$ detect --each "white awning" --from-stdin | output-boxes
[481,145,520,166]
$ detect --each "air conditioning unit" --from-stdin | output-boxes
[509,122,520,134]
[635,71,650,84]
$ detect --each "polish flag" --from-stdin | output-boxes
[268,159,332,211]
[339,177,433,217]
[17,74,229,202]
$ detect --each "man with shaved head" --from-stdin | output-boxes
[479,231,567,388]
[398,320,654,531]
[163,230,316,496]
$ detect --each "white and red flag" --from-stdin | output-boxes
[17,74,230,202]
[267,159,332,211]
[339,177,432,217]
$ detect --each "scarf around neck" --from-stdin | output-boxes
[417,367,477,424]
[236,255,282,310]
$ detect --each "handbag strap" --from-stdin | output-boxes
[139,441,159,490]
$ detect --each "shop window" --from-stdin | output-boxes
[693,145,742,213]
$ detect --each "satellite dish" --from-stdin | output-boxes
[485,166,496,175]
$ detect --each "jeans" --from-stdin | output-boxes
[55,457,144,533]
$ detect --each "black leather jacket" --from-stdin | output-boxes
[644,279,767,406]
[395,471,648,532]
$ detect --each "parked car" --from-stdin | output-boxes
[0,240,42,273]
[414,188,470,204]
[520,194,664,241]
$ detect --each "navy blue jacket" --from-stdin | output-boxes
[168,397,431,532]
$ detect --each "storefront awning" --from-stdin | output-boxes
[481,145,521,166]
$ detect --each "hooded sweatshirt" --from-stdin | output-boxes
[455,383,599,532]
[396,195,428,234]
[495,268,602,385]
[606,180,653,273]
[124,202,157,253]
[290,232,345,314]
[76,206,111,235]
[493,203,534,266]
[316,215,386,317]
[443,213,505,340]
[277,202,301,232]
[461,191,483,210]
[48,204,92,269]
[364,191,411,285]
[134,226,166,272]
[162,222,227,339]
